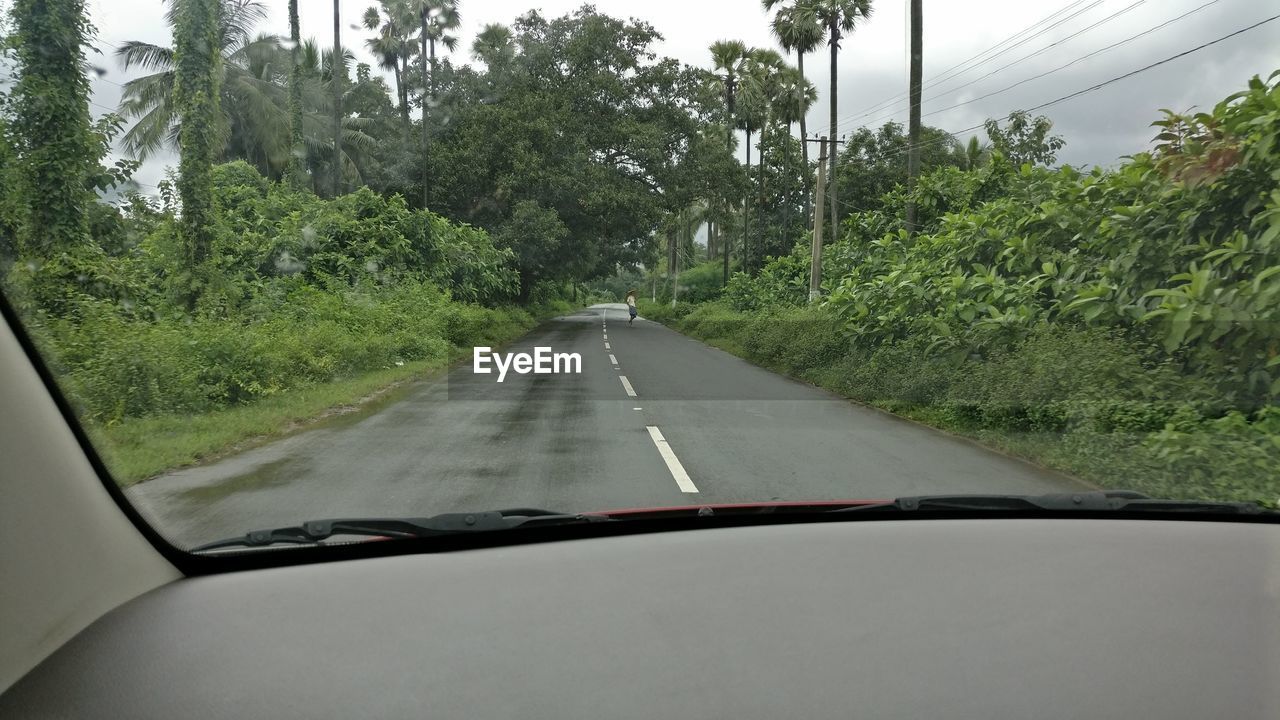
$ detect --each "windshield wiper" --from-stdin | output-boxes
[191,508,609,552]
[830,491,1273,515]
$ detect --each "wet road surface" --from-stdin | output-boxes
[127,304,1087,548]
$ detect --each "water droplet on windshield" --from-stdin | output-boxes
[275,251,306,275]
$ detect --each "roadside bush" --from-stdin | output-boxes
[675,261,725,303]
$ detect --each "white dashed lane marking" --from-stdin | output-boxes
[646,426,699,493]
[619,375,636,397]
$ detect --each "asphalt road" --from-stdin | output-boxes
[127,303,1086,548]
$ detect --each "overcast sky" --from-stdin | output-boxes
[68,0,1280,190]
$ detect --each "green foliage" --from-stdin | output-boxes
[820,73,1280,405]
[663,74,1280,504]
[172,0,223,289]
[835,121,964,218]
[675,260,726,303]
[984,110,1065,167]
[9,0,95,258]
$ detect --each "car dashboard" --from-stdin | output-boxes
[1,517,1278,719]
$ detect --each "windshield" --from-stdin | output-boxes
[1,0,1278,551]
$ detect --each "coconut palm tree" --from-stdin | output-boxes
[709,39,748,284]
[116,5,375,188]
[362,0,417,133]
[299,41,379,195]
[287,0,304,182]
[810,0,873,234]
[766,2,822,202]
[331,0,342,197]
[116,0,284,162]
[962,135,990,170]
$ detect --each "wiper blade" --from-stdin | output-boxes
[191,508,608,552]
[831,491,1273,515]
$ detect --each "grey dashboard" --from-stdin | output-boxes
[2,518,1278,719]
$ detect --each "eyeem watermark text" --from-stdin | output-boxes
[473,347,582,382]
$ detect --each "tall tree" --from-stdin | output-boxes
[471,22,513,72]
[811,0,872,238]
[414,0,460,207]
[709,39,748,285]
[773,66,816,247]
[904,0,922,234]
[742,48,784,272]
[116,1,283,165]
[362,0,416,134]
[766,1,822,223]
[173,0,223,284]
[331,0,342,196]
[286,0,304,183]
[10,0,95,257]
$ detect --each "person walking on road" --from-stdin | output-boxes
[626,289,638,327]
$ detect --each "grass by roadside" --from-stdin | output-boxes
[92,300,575,486]
[647,301,1280,506]
[91,360,442,485]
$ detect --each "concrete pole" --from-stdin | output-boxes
[809,137,828,303]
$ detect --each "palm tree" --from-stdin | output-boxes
[471,22,513,70]
[117,7,374,188]
[287,0,304,183]
[362,0,417,133]
[774,66,816,246]
[905,0,922,234]
[766,1,822,221]
[741,48,784,272]
[116,0,283,162]
[962,135,989,170]
[331,0,342,197]
[413,0,460,207]
[810,0,873,236]
[709,39,748,285]
[300,42,379,194]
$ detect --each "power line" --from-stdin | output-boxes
[846,0,1155,132]
[874,0,1222,129]
[839,0,1102,126]
[844,13,1279,167]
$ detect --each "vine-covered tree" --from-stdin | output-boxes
[10,0,95,257]
[172,0,223,286]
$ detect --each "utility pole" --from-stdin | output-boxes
[671,214,683,307]
[809,137,828,303]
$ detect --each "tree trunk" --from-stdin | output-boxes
[393,61,408,136]
[905,0,923,236]
[744,127,752,275]
[173,0,222,290]
[797,49,811,228]
[331,0,342,197]
[723,77,735,287]
[287,0,304,185]
[756,119,767,273]
[424,19,435,208]
[12,0,94,259]
[828,27,838,242]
